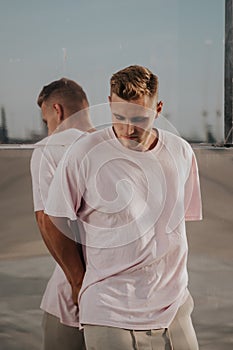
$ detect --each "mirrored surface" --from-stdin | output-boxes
[0,0,224,143]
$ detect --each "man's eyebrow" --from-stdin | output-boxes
[113,113,149,120]
[113,113,126,119]
[131,115,148,119]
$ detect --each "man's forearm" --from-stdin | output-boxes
[36,211,85,304]
[36,211,68,269]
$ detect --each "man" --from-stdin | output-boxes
[45,65,202,349]
[30,78,95,350]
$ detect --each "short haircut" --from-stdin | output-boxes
[37,78,89,113]
[110,65,159,100]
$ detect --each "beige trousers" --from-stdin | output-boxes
[168,293,199,350]
[83,293,199,350]
[84,326,171,350]
[42,312,86,350]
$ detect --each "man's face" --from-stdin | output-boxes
[41,102,60,135]
[109,93,158,150]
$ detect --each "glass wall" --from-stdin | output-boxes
[1,1,232,350]
[0,0,224,143]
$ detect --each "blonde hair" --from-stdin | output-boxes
[110,65,158,100]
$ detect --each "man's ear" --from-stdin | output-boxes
[108,96,112,103]
[157,100,163,114]
[53,103,64,122]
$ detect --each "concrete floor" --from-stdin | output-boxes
[0,148,233,349]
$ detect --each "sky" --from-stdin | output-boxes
[0,0,225,141]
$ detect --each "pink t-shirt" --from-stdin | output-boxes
[30,128,85,326]
[45,127,202,329]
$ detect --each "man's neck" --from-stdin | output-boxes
[134,129,158,152]
[58,113,96,133]
[147,129,158,150]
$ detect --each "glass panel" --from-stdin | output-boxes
[0,0,224,144]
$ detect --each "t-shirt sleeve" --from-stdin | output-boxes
[184,151,202,221]
[45,150,84,221]
[30,146,55,212]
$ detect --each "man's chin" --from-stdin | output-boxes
[119,137,141,149]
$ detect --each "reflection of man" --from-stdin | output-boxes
[45,65,202,350]
[30,78,94,350]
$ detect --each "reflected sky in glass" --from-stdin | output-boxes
[0,0,224,141]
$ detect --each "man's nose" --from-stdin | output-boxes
[125,122,135,135]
